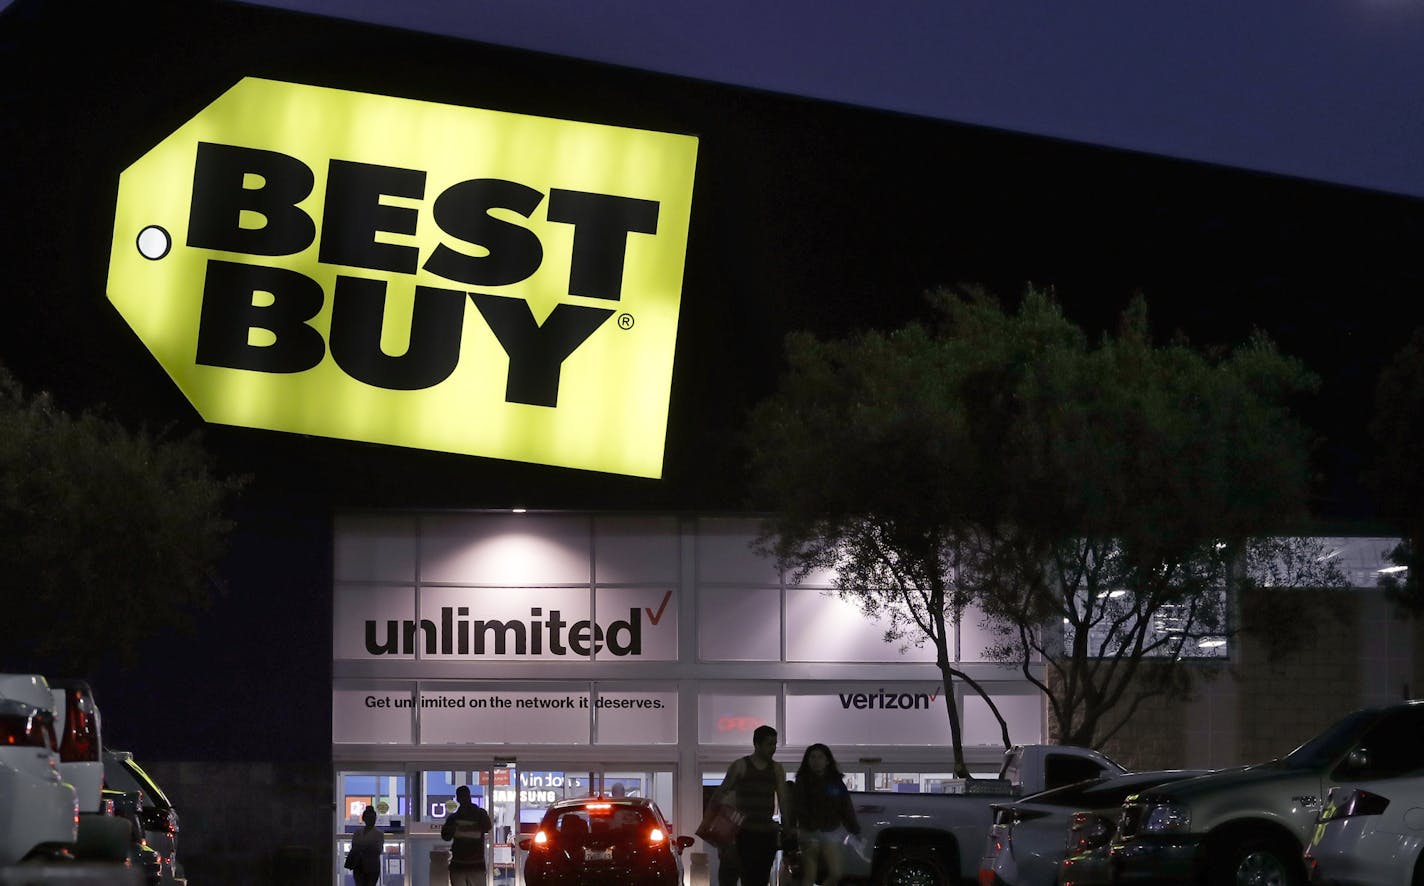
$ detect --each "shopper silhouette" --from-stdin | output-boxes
[350,806,384,886]
[703,725,793,886]
[440,785,493,886]
[792,744,860,886]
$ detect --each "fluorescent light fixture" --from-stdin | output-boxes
[1197,638,1227,649]
[1378,565,1408,574]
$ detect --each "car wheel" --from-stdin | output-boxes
[876,848,948,886]
[1214,839,1301,886]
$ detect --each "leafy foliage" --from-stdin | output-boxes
[1366,328,1424,613]
[0,366,245,673]
[746,286,1341,757]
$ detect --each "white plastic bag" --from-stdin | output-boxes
[843,833,872,862]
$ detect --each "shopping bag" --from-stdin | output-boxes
[696,803,745,850]
[343,849,359,871]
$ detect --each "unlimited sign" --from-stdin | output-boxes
[107,78,698,478]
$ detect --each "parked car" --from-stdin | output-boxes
[105,749,183,882]
[1056,808,1121,886]
[978,769,1206,886]
[1111,700,1424,886]
[102,788,162,886]
[48,679,105,815]
[1303,762,1424,884]
[41,677,137,866]
[0,673,79,865]
[517,795,696,885]
[844,743,1125,886]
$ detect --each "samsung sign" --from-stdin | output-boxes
[107,78,699,478]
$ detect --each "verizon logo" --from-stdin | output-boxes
[838,688,940,710]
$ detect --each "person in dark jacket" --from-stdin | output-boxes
[703,724,793,886]
[350,805,384,886]
[440,785,493,886]
[792,744,860,886]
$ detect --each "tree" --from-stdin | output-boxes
[0,365,245,674]
[1367,327,1424,613]
[745,286,1342,768]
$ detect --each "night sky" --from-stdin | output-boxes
[235,0,1424,201]
[2,0,1422,760]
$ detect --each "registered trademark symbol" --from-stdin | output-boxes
[618,313,635,330]
[136,225,171,260]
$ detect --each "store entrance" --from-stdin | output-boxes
[414,763,676,886]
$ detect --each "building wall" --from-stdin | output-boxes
[1091,579,1412,772]
[142,761,332,886]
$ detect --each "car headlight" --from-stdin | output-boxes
[1139,801,1191,834]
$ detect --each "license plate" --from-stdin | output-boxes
[584,848,613,862]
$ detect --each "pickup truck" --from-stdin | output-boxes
[834,744,1126,886]
[1110,700,1424,886]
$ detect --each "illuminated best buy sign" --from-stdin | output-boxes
[107,78,698,478]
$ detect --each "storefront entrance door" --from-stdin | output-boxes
[416,765,673,886]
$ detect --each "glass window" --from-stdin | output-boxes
[699,588,781,661]
[594,689,678,744]
[336,835,406,886]
[1076,593,1229,660]
[698,691,777,745]
[520,770,594,833]
[874,771,960,793]
[1043,754,1111,791]
[1340,707,1424,779]
[339,772,409,831]
[543,804,657,838]
[421,770,495,823]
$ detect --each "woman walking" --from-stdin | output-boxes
[792,744,860,886]
[351,805,385,886]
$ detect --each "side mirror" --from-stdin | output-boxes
[516,838,532,851]
[677,835,696,850]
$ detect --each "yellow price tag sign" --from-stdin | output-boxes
[108,78,698,478]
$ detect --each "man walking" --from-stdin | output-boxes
[440,784,493,886]
[704,724,793,886]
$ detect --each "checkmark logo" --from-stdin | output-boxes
[645,590,673,625]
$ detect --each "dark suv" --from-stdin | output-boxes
[104,749,182,882]
[518,796,695,885]
[1111,700,1424,886]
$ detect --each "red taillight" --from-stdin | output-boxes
[586,802,612,812]
[58,686,100,763]
[649,827,666,844]
[0,708,51,748]
[532,830,550,849]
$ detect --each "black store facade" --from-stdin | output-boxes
[4,2,1423,885]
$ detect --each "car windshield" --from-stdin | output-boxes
[123,758,172,808]
[547,805,654,841]
[106,758,147,797]
[1279,709,1382,770]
